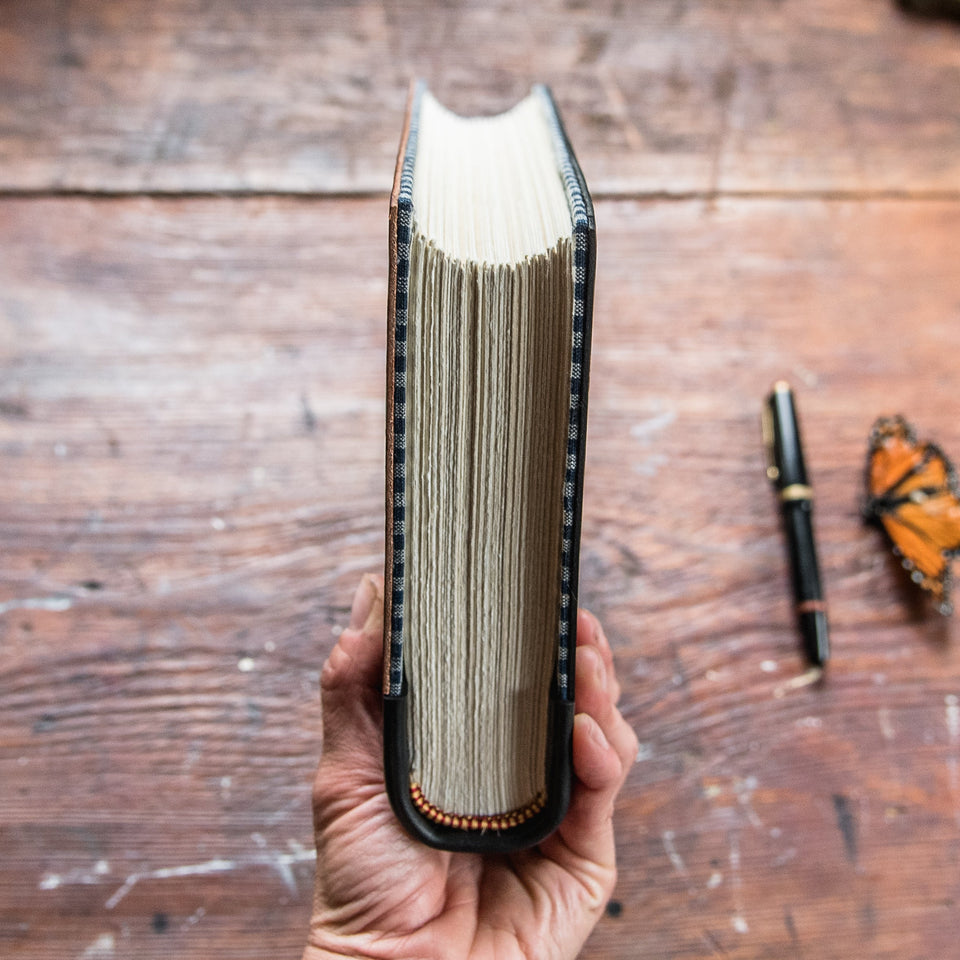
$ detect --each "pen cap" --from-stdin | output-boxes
[766,382,809,489]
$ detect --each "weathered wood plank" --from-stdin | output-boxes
[581,196,960,958]
[2,196,960,958]
[1,0,959,195]
[0,196,387,959]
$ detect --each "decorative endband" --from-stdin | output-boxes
[410,783,546,832]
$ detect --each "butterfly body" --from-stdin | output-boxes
[864,415,960,615]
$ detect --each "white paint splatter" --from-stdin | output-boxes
[945,695,960,742]
[39,862,110,891]
[79,933,115,958]
[729,832,741,872]
[238,656,255,672]
[661,830,687,875]
[877,707,895,742]
[632,454,669,477]
[773,847,798,867]
[0,596,73,615]
[735,776,763,828]
[728,832,748,934]
[635,742,654,762]
[630,409,677,440]
[774,667,822,699]
[760,660,778,673]
[707,870,723,889]
[210,516,226,531]
[946,695,960,827]
[180,906,207,931]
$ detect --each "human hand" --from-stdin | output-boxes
[304,574,637,960]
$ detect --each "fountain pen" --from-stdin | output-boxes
[762,382,830,668]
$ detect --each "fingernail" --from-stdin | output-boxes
[581,713,607,748]
[349,575,377,630]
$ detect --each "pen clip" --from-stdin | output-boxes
[761,400,779,484]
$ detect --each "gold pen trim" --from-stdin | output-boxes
[780,483,813,502]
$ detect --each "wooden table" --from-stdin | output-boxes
[3,2,960,957]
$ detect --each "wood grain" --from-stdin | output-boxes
[4,0,960,956]
[2,194,960,957]
[1,0,959,195]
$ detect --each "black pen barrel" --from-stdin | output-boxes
[765,381,830,669]
[782,497,830,666]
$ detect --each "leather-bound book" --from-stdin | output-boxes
[383,81,595,853]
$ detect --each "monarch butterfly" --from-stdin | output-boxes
[864,416,960,615]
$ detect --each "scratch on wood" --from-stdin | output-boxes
[102,847,315,909]
[701,928,729,955]
[832,793,858,865]
[39,848,316,910]
[784,906,803,957]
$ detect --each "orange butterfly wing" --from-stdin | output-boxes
[866,416,960,614]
